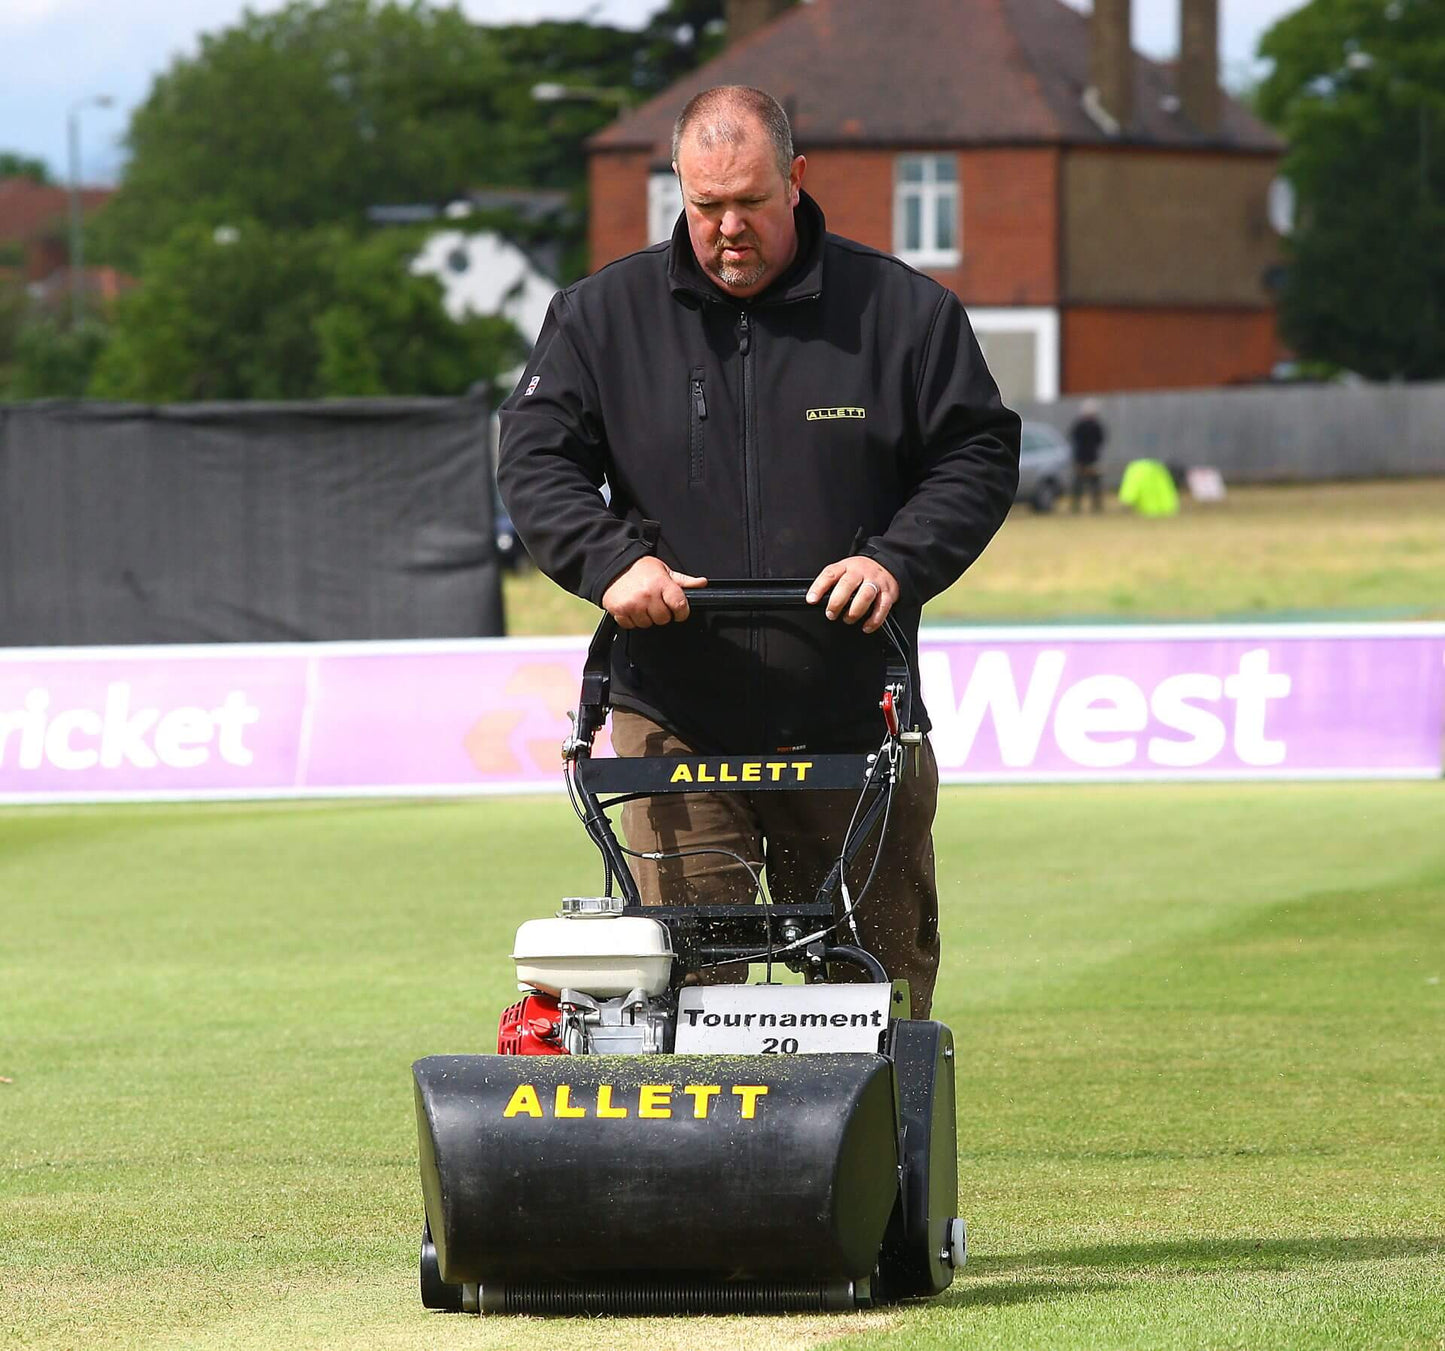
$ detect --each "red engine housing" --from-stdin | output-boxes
[497,990,568,1055]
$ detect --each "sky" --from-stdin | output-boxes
[1,0,1305,186]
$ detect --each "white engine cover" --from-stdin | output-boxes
[511,915,674,998]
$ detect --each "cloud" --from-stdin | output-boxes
[1,0,73,25]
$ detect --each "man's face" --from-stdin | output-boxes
[674,122,804,300]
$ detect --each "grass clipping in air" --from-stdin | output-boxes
[2,783,1443,1349]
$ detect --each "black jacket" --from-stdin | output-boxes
[498,193,1020,752]
[1070,415,1105,467]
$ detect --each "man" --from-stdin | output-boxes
[1069,399,1106,513]
[499,86,1018,1017]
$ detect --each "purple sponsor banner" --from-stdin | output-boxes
[920,627,1445,779]
[1,626,1441,802]
[0,651,308,795]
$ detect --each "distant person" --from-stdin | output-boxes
[1117,458,1180,518]
[1069,399,1106,513]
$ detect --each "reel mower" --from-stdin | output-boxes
[412,582,964,1315]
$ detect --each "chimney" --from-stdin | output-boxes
[1178,0,1220,134]
[726,0,792,46]
[1089,0,1133,132]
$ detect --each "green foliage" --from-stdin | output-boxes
[93,0,513,268]
[7,318,109,399]
[317,230,527,397]
[0,282,25,373]
[71,0,758,403]
[0,150,52,184]
[1257,0,1445,379]
[88,221,525,403]
[93,0,762,281]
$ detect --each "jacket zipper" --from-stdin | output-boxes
[689,373,707,485]
[738,310,755,571]
[738,308,766,744]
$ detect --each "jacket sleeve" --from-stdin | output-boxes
[496,290,651,605]
[858,291,1021,606]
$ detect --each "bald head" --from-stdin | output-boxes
[670,86,805,299]
[672,86,795,182]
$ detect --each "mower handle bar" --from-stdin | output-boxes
[575,579,913,749]
[675,580,821,609]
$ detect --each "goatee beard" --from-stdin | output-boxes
[712,254,768,289]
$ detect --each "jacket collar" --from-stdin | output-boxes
[668,189,826,307]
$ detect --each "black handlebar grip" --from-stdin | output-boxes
[681,580,817,610]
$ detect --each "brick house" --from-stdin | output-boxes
[0,176,131,312]
[586,0,1285,402]
[0,178,112,283]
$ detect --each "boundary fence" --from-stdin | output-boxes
[1021,382,1445,484]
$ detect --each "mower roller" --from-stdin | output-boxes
[412,582,964,1315]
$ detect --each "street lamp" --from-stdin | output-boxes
[68,94,114,324]
[530,82,632,108]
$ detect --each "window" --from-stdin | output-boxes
[648,171,684,246]
[893,155,959,267]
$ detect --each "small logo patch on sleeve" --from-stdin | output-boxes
[525,375,541,396]
[805,407,866,421]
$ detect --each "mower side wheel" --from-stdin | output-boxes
[420,1221,463,1311]
[874,1019,959,1301]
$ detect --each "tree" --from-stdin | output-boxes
[7,320,109,399]
[88,221,525,402]
[0,283,31,388]
[632,0,736,90]
[0,151,52,184]
[73,0,765,404]
[1257,0,1445,379]
[94,0,779,282]
[93,0,515,267]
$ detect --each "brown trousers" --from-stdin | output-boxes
[612,709,941,1017]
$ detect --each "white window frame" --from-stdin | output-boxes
[893,154,960,268]
[648,170,684,246]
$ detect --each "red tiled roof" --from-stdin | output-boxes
[590,0,1281,157]
[0,178,113,244]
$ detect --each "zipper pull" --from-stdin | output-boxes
[738,310,751,355]
[692,377,708,420]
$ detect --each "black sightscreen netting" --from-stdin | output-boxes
[0,396,504,645]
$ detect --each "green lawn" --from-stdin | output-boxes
[501,478,1445,634]
[2,784,1443,1349]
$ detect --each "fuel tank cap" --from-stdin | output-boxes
[558,896,627,918]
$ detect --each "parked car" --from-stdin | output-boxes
[1016,420,1070,513]
[493,490,531,572]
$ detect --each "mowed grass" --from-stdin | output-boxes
[2,784,1443,1350]
[501,478,1445,633]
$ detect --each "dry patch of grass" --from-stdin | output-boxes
[4,1268,901,1351]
